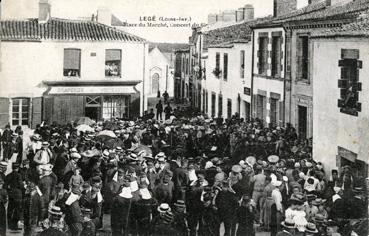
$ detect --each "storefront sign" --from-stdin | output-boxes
[49,86,137,95]
[244,87,251,96]
[337,146,357,163]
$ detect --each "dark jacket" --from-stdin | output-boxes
[64,198,83,225]
[24,189,45,227]
[215,190,239,218]
[111,195,132,231]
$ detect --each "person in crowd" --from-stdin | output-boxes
[0,114,364,236]
[39,206,67,236]
[156,100,163,121]
[23,182,45,236]
[0,178,8,236]
[164,103,173,121]
[1,124,13,161]
[236,194,256,236]
[5,162,24,231]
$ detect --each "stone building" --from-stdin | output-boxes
[0,0,148,128]
[311,14,369,177]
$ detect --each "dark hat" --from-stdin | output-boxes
[174,200,186,208]
[306,194,317,202]
[312,198,326,206]
[91,176,102,185]
[12,163,20,169]
[314,214,327,223]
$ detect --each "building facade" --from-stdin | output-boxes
[204,41,252,119]
[174,48,190,103]
[312,16,369,177]
[148,46,174,99]
[0,1,148,128]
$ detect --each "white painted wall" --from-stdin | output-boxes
[203,42,252,119]
[0,40,148,112]
[312,38,369,175]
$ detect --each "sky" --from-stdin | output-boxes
[1,0,275,43]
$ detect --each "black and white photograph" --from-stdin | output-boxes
[0,0,368,235]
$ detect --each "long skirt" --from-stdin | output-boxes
[262,197,274,231]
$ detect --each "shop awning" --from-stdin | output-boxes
[43,80,142,95]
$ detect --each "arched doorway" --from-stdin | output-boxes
[152,73,160,94]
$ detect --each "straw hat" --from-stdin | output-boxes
[305,223,318,234]
[173,200,186,209]
[281,218,296,229]
[48,206,63,217]
[268,155,279,163]
[157,203,171,213]
[231,165,242,173]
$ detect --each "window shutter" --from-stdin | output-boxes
[296,37,302,79]
[64,49,81,70]
[106,49,121,61]
[43,96,54,124]
[0,98,9,126]
[279,101,284,126]
[252,94,257,118]
[31,97,42,128]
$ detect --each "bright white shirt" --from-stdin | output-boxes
[272,188,283,212]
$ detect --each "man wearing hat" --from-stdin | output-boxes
[150,203,177,235]
[39,164,58,206]
[348,187,367,219]
[23,182,45,236]
[1,124,13,161]
[4,162,24,230]
[0,178,8,236]
[39,206,67,236]
[271,180,283,236]
[34,141,53,167]
[111,180,133,236]
[172,200,189,236]
[64,187,83,236]
[0,162,7,183]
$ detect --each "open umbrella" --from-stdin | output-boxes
[103,138,124,149]
[75,117,96,126]
[76,124,94,133]
[131,144,152,155]
[96,130,117,141]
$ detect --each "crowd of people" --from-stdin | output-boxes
[0,107,367,236]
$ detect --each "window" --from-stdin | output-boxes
[205,91,208,113]
[240,50,245,78]
[257,95,265,120]
[297,35,309,80]
[227,99,232,118]
[64,49,81,77]
[103,96,130,119]
[338,49,362,116]
[270,98,278,125]
[258,36,269,75]
[218,94,223,117]
[214,52,220,77]
[271,36,282,77]
[152,73,160,94]
[12,98,30,126]
[211,93,216,117]
[105,49,121,77]
[223,53,228,80]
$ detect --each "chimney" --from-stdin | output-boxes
[273,0,297,17]
[325,0,353,6]
[222,10,236,22]
[236,9,244,22]
[208,13,217,24]
[39,0,51,22]
[244,4,254,20]
[97,7,111,26]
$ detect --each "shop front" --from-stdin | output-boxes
[42,80,141,124]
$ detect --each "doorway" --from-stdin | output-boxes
[298,105,307,138]
[244,101,250,119]
[85,107,100,121]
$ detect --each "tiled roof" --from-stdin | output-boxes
[202,17,271,50]
[312,12,369,37]
[253,0,369,27]
[0,17,146,42]
[283,0,369,23]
